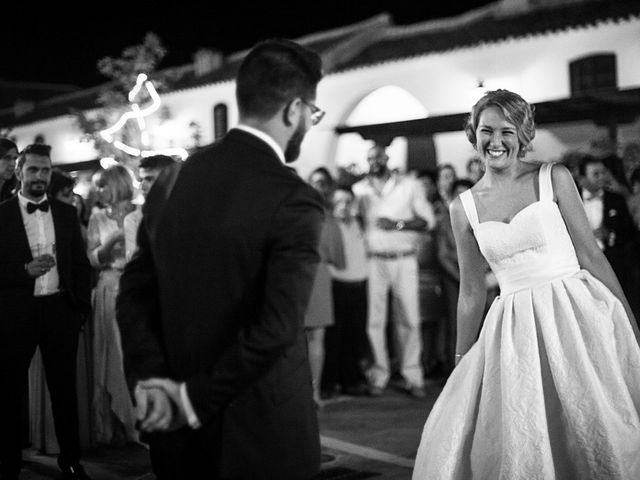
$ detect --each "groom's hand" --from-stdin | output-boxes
[134,383,174,432]
[137,378,188,432]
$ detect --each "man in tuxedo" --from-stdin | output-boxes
[0,144,92,480]
[579,154,639,317]
[116,38,325,479]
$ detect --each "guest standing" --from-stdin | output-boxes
[0,138,19,201]
[353,144,436,398]
[0,138,29,450]
[578,154,639,322]
[87,164,137,446]
[627,166,640,230]
[29,169,95,453]
[0,144,92,480]
[305,166,345,406]
[465,156,484,184]
[414,170,445,379]
[123,154,175,261]
[323,185,370,397]
[436,163,457,207]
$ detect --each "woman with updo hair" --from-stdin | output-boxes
[413,89,640,479]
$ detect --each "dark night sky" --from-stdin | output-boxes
[4,1,495,88]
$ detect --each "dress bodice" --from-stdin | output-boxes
[87,209,127,270]
[460,163,580,295]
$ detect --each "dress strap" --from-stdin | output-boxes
[459,189,480,229]
[538,162,555,202]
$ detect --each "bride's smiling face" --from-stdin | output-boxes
[475,106,521,170]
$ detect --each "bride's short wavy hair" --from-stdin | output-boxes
[464,89,536,158]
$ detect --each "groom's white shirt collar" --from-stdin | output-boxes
[234,124,285,164]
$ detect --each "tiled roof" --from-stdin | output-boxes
[166,33,354,92]
[0,85,107,125]
[335,0,640,72]
[0,81,80,110]
[128,13,391,93]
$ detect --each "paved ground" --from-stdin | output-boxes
[19,379,444,479]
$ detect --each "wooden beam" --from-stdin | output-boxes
[335,87,640,139]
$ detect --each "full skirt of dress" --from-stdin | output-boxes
[91,270,138,445]
[412,270,640,480]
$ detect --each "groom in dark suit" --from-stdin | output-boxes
[0,144,92,480]
[117,38,325,479]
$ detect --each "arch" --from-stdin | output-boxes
[344,85,428,126]
[334,86,431,175]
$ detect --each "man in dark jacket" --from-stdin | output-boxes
[0,144,92,480]
[117,38,325,479]
[579,154,639,321]
[0,138,19,202]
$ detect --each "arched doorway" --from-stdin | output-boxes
[334,85,433,179]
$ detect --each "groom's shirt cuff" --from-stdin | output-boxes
[179,382,202,429]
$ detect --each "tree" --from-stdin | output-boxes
[72,32,179,168]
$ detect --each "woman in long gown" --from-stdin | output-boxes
[87,164,138,446]
[412,89,640,480]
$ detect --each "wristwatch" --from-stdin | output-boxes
[395,220,405,231]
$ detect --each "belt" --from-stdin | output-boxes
[369,250,416,260]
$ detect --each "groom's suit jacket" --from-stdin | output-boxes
[117,129,324,479]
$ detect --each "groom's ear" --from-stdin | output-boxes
[282,98,302,128]
[282,102,292,127]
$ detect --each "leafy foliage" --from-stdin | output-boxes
[71,32,172,164]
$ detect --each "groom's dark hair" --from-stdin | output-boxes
[236,38,323,120]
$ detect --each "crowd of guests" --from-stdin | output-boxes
[1,133,640,467]
[300,147,484,405]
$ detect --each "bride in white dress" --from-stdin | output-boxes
[412,89,640,480]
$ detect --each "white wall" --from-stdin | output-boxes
[159,81,237,147]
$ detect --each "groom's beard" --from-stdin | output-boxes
[285,118,306,164]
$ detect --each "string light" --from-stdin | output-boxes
[99,157,119,169]
[99,73,189,160]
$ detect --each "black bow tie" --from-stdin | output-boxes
[26,201,49,214]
